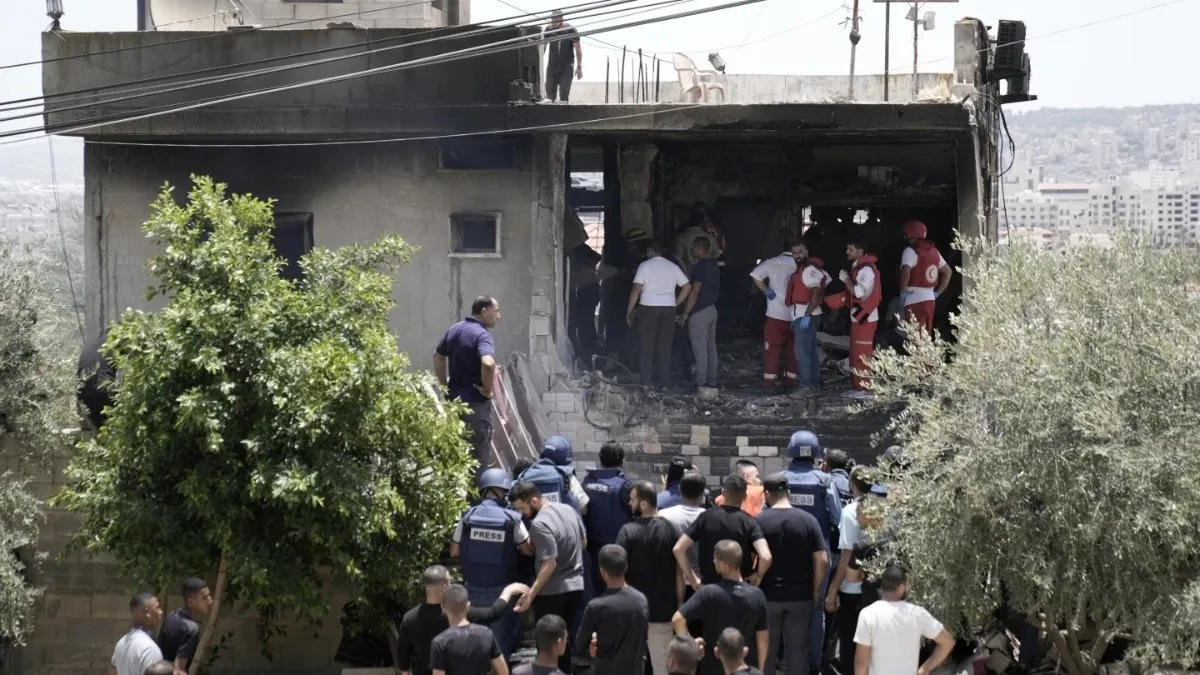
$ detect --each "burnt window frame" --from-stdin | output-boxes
[439,139,519,172]
[448,212,503,258]
[273,212,315,280]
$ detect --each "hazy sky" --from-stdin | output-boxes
[1,0,1196,121]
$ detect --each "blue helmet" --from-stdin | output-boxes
[478,468,511,492]
[541,436,576,474]
[787,430,822,461]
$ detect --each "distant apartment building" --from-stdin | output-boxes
[138,0,467,30]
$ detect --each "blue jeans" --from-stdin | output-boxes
[467,584,520,659]
[792,314,823,388]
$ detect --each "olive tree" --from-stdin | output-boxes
[54,176,474,672]
[0,236,76,646]
[867,237,1200,675]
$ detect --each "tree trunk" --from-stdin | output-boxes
[189,552,228,675]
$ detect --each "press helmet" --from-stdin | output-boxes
[478,468,512,492]
[786,430,822,461]
[902,220,927,240]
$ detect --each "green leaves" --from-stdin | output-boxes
[55,176,474,644]
[868,236,1200,671]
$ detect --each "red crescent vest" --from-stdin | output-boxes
[786,257,826,307]
[849,254,882,324]
[906,240,941,290]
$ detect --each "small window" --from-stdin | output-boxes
[274,212,315,280]
[440,140,518,171]
[450,212,502,257]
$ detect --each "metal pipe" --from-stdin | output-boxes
[848,0,861,99]
[912,1,919,101]
[655,56,661,102]
[605,56,610,103]
[620,46,626,103]
[884,0,891,101]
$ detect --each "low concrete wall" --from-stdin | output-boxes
[567,72,955,104]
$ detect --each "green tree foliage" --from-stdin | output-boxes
[0,236,76,645]
[868,238,1200,675]
[54,177,474,671]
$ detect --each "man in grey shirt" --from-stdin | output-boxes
[511,480,588,673]
[659,470,708,580]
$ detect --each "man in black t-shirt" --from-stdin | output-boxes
[674,474,772,587]
[577,545,650,675]
[513,615,569,675]
[671,541,769,675]
[157,577,211,671]
[667,635,702,675]
[543,10,582,102]
[715,628,764,675]
[617,480,683,675]
[430,585,509,675]
[755,473,830,675]
[397,566,528,675]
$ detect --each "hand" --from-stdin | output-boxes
[694,637,706,653]
[825,593,839,613]
[689,574,703,592]
[799,315,812,330]
[746,573,761,586]
[839,270,850,283]
[576,65,583,80]
[513,592,533,614]
[626,311,635,327]
[474,384,493,400]
[765,289,777,301]
[501,583,530,601]
[589,632,598,658]
[918,666,932,675]
[677,314,688,326]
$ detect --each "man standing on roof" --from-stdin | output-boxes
[435,296,501,466]
[838,239,881,400]
[749,244,799,391]
[450,469,536,659]
[785,242,831,395]
[896,221,951,338]
[543,10,582,103]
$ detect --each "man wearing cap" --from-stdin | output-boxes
[897,221,952,338]
[658,457,693,510]
[450,469,536,659]
[756,473,830,675]
[781,430,842,674]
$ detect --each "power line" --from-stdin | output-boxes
[639,1,844,55]
[1,0,763,146]
[0,0,434,71]
[47,137,85,341]
[0,0,647,114]
[491,0,673,64]
[81,102,708,148]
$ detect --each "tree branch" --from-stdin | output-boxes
[1044,616,1082,675]
[189,551,228,675]
[1090,629,1115,670]
[1066,622,1092,675]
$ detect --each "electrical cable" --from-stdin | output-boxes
[730,0,770,59]
[0,0,762,146]
[47,137,85,341]
[0,0,435,71]
[0,0,686,134]
[491,0,672,65]
[0,0,650,114]
[639,1,843,55]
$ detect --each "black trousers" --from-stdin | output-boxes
[836,592,864,674]
[534,590,585,673]
[637,305,677,387]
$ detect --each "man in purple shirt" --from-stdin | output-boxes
[435,296,501,464]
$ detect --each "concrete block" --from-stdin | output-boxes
[643,442,662,455]
[555,422,578,435]
[738,446,756,457]
[736,436,749,447]
[574,426,595,443]
[690,424,710,439]
[548,413,566,422]
[542,392,555,405]
[42,593,91,619]
[530,316,551,337]
[585,442,603,453]
[758,446,779,457]
[763,458,785,474]
[532,294,552,315]
[692,456,711,476]
[681,444,700,456]
[293,3,332,20]
[90,594,130,619]
[260,1,296,20]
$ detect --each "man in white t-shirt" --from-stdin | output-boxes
[749,246,799,391]
[785,242,831,393]
[896,221,951,339]
[627,240,691,388]
[109,593,165,675]
[853,566,955,675]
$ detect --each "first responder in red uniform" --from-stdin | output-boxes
[837,239,881,399]
[896,220,951,337]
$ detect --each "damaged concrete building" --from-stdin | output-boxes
[29,6,1017,671]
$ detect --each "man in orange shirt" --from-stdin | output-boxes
[715,460,765,516]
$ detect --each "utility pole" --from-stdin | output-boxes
[883,0,891,101]
[847,0,862,99]
[911,0,920,101]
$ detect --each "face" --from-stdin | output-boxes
[480,301,501,328]
[846,244,863,261]
[550,13,563,26]
[141,597,164,631]
[790,243,808,260]
[511,497,538,518]
[692,242,708,259]
[187,587,214,617]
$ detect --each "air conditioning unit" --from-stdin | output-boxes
[992,20,1027,80]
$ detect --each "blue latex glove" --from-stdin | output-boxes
[765,289,777,301]
[799,315,812,330]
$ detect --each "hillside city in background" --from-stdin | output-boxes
[7,104,1200,252]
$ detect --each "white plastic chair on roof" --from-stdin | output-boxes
[672,53,727,103]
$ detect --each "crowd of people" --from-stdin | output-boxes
[107,579,214,675]
[423,431,956,675]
